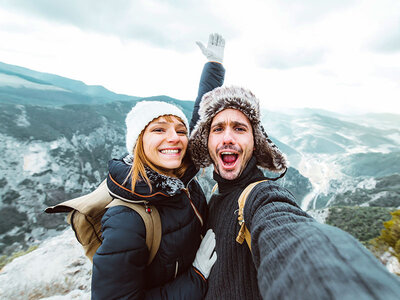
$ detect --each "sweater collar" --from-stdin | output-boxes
[213,156,264,194]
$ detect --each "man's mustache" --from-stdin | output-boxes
[216,144,242,154]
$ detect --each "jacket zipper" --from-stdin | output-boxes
[182,178,204,227]
[174,260,179,278]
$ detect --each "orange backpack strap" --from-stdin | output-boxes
[236,180,269,251]
[106,199,162,265]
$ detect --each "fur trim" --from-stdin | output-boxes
[122,154,184,196]
[125,101,189,154]
[145,167,184,196]
[189,86,288,172]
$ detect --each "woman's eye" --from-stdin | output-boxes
[152,128,164,132]
[177,130,187,135]
[235,127,246,132]
[212,127,222,133]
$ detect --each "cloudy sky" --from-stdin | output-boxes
[0,0,399,114]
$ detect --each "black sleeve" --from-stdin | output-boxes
[92,206,148,300]
[189,62,225,132]
[244,182,400,299]
[92,206,207,300]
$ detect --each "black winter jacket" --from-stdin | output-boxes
[92,159,207,300]
[92,62,225,300]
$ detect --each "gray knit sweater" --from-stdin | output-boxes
[244,171,400,299]
[206,156,400,299]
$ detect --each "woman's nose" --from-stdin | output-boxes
[166,129,180,142]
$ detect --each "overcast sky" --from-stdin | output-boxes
[0,0,399,114]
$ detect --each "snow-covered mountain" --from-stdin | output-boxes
[0,62,313,256]
[261,109,400,210]
[0,62,399,298]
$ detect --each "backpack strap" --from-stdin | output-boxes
[211,183,218,194]
[236,180,269,251]
[106,199,162,265]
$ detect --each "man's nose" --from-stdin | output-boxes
[222,128,235,144]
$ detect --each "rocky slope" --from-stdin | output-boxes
[1,61,399,297]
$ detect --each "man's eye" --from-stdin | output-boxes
[235,127,246,132]
[212,127,222,132]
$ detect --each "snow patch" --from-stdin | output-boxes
[356,178,376,189]
[15,105,30,127]
[297,154,342,209]
[23,145,49,175]
[307,209,329,223]
[387,132,400,145]
[0,73,68,92]
[380,249,400,276]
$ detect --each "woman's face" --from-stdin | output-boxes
[142,116,188,173]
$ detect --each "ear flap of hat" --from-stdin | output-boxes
[189,119,213,169]
[253,123,288,172]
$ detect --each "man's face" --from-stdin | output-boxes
[208,109,255,180]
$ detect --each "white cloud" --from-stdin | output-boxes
[0,0,399,114]
[0,0,234,50]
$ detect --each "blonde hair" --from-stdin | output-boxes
[129,115,190,193]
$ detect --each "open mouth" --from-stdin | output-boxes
[220,151,239,167]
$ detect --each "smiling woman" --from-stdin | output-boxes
[90,33,226,300]
[92,102,217,300]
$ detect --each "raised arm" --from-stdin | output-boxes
[189,33,226,132]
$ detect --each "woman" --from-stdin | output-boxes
[91,33,226,299]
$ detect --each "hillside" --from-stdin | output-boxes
[0,61,399,284]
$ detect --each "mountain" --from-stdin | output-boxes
[0,62,399,292]
[0,61,140,106]
[0,62,312,257]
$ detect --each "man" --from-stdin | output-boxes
[189,86,400,298]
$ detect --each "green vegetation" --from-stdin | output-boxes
[325,206,393,242]
[369,210,400,262]
[0,245,38,270]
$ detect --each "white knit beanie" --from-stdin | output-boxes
[125,101,189,154]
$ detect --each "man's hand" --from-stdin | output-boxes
[196,33,225,64]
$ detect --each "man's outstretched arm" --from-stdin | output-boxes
[244,182,400,299]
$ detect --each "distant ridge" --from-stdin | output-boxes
[0,61,140,106]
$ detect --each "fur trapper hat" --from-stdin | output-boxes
[125,101,189,154]
[189,86,288,172]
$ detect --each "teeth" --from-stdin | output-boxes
[161,149,179,154]
[221,152,236,155]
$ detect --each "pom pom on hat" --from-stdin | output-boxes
[125,101,189,154]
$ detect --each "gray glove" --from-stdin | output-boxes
[196,33,225,64]
[193,229,217,279]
